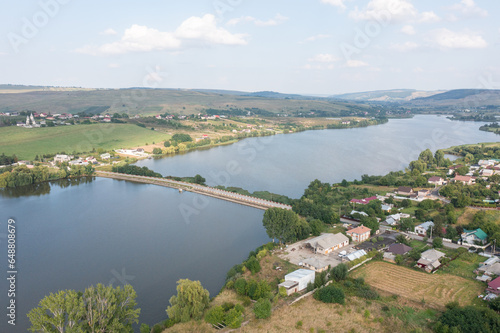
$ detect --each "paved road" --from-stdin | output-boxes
[96,171,293,210]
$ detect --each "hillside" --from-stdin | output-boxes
[409,89,500,109]
[0,86,373,116]
[331,89,444,102]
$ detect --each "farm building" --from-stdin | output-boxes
[417,249,445,272]
[301,257,329,272]
[397,186,413,195]
[278,269,315,295]
[305,233,349,255]
[347,226,371,242]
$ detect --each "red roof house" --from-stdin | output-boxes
[350,196,378,205]
[487,277,500,294]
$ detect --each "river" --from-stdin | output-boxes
[136,115,499,198]
[0,115,498,332]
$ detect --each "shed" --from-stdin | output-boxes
[301,258,330,272]
[283,269,315,292]
[346,249,367,261]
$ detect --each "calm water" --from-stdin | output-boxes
[1,115,498,332]
[0,178,268,332]
[137,115,499,198]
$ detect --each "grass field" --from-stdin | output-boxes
[457,207,500,225]
[0,124,169,160]
[438,252,486,280]
[352,261,484,309]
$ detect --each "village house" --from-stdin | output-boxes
[100,153,111,160]
[428,176,445,186]
[301,257,329,272]
[278,269,315,296]
[487,277,500,295]
[481,169,494,177]
[397,186,413,196]
[417,249,446,272]
[461,228,488,246]
[453,175,475,185]
[384,213,410,226]
[478,263,500,277]
[448,165,464,175]
[417,189,430,199]
[53,154,72,163]
[347,226,371,242]
[350,196,378,205]
[415,221,434,237]
[384,244,412,263]
[306,233,349,255]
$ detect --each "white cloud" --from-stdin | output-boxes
[346,60,368,67]
[431,28,487,49]
[413,67,424,73]
[227,14,288,27]
[76,14,247,55]
[401,25,415,35]
[449,0,488,19]
[308,53,339,63]
[390,41,419,52]
[419,11,440,23]
[349,0,439,24]
[304,53,338,70]
[349,0,417,23]
[108,63,120,68]
[321,0,348,10]
[100,28,117,36]
[303,34,331,42]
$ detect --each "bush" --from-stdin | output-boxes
[331,264,349,282]
[245,256,261,274]
[253,298,272,319]
[140,323,150,333]
[152,148,162,155]
[234,278,247,296]
[433,237,443,248]
[314,285,345,305]
[225,307,243,329]
[151,324,163,333]
[279,286,288,297]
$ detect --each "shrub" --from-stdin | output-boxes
[296,320,303,328]
[254,298,272,319]
[221,302,235,312]
[151,324,163,333]
[140,323,150,333]
[279,286,288,297]
[225,307,243,329]
[331,264,349,282]
[234,278,247,296]
[314,285,345,305]
[246,280,262,300]
[152,148,162,155]
[245,256,261,274]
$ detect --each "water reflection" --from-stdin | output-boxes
[0,177,94,198]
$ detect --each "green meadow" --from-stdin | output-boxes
[0,124,169,160]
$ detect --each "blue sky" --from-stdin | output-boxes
[0,0,499,94]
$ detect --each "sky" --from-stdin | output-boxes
[0,0,499,95]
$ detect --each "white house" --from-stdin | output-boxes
[428,176,445,186]
[278,269,315,295]
[417,249,446,272]
[100,153,111,160]
[54,154,72,163]
[415,221,434,237]
[461,228,488,246]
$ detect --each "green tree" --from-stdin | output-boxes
[418,149,435,167]
[395,254,404,265]
[152,148,162,154]
[83,284,140,332]
[27,284,140,333]
[234,278,247,296]
[166,279,209,323]
[163,141,171,148]
[434,150,445,167]
[204,306,225,325]
[27,290,85,333]
[193,174,206,185]
[140,323,151,333]
[262,208,300,243]
[330,263,348,281]
[245,257,261,274]
[309,219,325,236]
[314,285,345,305]
[253,298,271,319]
